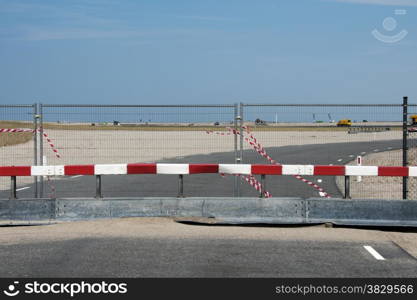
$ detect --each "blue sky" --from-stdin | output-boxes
[0,0,416,105]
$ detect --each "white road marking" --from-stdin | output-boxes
[71,175,83,179]
[337,159,343,162]
[373,149,379,152]
[387,147,393,150]
[16,187,30,191]
[349,155,354,158]
[361,152,366,155]
[364,245,385,260]
[318,192,326,197]
[317,179,322,183]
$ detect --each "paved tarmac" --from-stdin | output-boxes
[1,139,402,199]
[3,140,416,278]
[0,218,416,277]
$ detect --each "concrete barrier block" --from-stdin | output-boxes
[307,198,417,226]
[202,197,305,221]
[56,199,111,220]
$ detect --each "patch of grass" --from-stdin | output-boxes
[0,121,34,147]
[0,121,33,128]
[0,132,32,147]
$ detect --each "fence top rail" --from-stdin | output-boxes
[40,104,236,108]
[0,163,415,177]
[2,103,414,108]
[241,103,404,107]
[0,104,36,108]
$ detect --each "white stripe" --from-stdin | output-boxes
[409,167,417,177]
[157,164,189,174]
[94,164,127,175]
[16,187,30,191]
[31,166,56,176]
[282,165,314,175]
[345,166,378,176]
[364,245,385,260]
[54,166,65,176]
[219,164,251,175]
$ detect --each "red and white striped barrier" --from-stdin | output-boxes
[0,163,414,177]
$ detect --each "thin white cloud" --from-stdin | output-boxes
[330,0,417,6]
[174,15,237,22]
[12,26,219,41]
[22,28,145,41]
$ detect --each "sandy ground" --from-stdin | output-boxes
[0,129,402,190]
[336,148,417,199]
[0,217,416,259]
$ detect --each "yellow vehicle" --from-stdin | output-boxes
[410,115,417,125]
[337,119,352,127]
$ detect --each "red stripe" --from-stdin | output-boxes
[64,165,95,175]
[189,164,219,174]
[378,166,408,177]
[127,163,157,174]
[251,165,282,175]
[0,166,31,176]
[314,165,345,176]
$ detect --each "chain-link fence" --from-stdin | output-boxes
[0,101,416,199]
[0,104,36,197]
[38,104,238,198]
[240,103,405,199]
[406,104,417,200]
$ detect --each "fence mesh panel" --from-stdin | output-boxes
[39,105,237,197]
[241,104,404,199]
[407,104,417,200]
[0,105,36,197]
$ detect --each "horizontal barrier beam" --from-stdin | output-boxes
[0,164,416,177]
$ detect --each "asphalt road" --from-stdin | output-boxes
[1,139,402,199]
[0,218,416,277]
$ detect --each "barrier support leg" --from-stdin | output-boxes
[178,175,184,198]
[260,174,266,198]
[344,176,351,199]
[10,176,17,200]
[95,175,102,199]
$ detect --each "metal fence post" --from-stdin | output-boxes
[344,176,351,199]
[403,96,408,200]
[238,103,244,197]
[234,103,239,197]
[95,175,102,198]
[239,103,244,164]
[178,175,184,198]
[39,103,44,198]
[260,174,266,198]
[10,176,17,200]
[33,103,39,198]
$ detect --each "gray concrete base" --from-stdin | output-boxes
[1,197,417,227]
